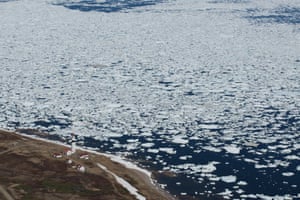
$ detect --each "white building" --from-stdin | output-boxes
[79,153,89,160]
[77,165,86,173]
[65,149,73,156]
[53,153,63,158]
[71,134,76,153]
[66,159,73,164]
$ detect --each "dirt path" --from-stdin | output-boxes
[0,185,14,200]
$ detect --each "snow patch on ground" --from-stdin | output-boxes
[97,163,146,200]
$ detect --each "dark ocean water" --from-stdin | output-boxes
[80,108,300,199]
[52,0,164,12]
[52,0,300,26]
[18,106,300,199]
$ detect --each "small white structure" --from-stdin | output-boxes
[79,153,89,160]
[53,153,63,158]
[71,134,76,153]
[77,164,86,173]
[64,148,73,156]
[66,159,73,164]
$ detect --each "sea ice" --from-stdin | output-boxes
[198,162,219,173]
[141,143,155,148]
[147,149,159,153]
[203,146,222,153]
[179,155,191,160]
[237,181,248,186]
[282,172,294,177]
[255,164,268,169]
[223,145,241,154]
[159,147,176,154]
[171,136,189,144]
[218,189,233,197]
[220,175,237,183]
[284,155,300,160]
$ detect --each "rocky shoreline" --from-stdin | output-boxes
[0,129,174,200]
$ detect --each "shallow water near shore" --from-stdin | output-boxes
[1,0,300,199]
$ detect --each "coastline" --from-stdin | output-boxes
[0,128,175,200]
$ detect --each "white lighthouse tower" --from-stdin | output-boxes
[71,134,76,154]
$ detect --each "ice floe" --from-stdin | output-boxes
[282,172,295,177]
[237,181,248,186]
[220,175,237,183]
[159,147,176,154]
[203,146,222,153]
[223,145,241,154]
